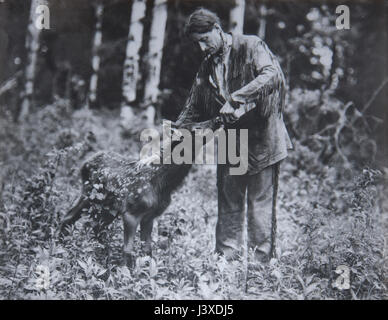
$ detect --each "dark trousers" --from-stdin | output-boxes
[215,162,280,261]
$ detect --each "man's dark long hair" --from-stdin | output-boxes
[185,8,221,36]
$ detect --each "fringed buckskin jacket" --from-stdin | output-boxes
[176,33,293,174]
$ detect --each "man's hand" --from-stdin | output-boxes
[220,101,247,124]
[220,101,238,124]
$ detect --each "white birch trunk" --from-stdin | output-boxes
[144,0,167,105]
[20,0,48,120]
[143,0,168,125]
[87,1,104,109]
[120,0,146,130]
[258,4,267,40]
[121,0,146,106]
[229,0,245,34]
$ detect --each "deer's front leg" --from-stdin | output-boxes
[123,212,140,268]
[140,214,155,257]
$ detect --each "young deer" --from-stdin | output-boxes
[59,117,223,266]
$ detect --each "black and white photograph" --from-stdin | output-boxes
[0,0,387,301]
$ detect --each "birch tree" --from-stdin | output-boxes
[86,0,104,109]
[20,0,49,121]
[123,0,147,103]
[229,0,245,34]
[258,4,267,40]
[143,0,168,124]
[120,0,146,129]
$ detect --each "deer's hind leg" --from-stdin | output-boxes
[140,201,170,257]
[123,212,141,267]
[140,213,155,257]
[92,209,117,237]
[59,195,90,235]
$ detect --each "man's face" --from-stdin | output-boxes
[191,26,223,56]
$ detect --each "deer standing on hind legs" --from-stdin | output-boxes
[59,117,223,267]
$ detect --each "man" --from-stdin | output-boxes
[175,8,293,262]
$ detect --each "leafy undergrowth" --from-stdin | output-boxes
[0,100,386,299]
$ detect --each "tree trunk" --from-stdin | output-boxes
[229,0,245,34]
[121,0,146,106]
[258,4,267,40]
[143,0,168,124]
[120,0,146,131]
[20,0,48,121]
[87,0,104,109]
